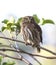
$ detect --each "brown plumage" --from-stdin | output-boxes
[20,16,42,52]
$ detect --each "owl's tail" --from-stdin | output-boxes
[37,46,40,52]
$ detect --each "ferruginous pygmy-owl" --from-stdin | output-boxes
[20,16,42,52]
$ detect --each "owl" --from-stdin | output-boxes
[20,16,42,52]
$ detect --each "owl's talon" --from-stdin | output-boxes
[25,43,29,45]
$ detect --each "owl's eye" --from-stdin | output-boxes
[23,18,27,21]
[23,17,31,23]
[22,21,28,24]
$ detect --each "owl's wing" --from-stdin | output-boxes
[26,23,41,43]
[33,23,42,43]
[30,17,42,43]
[24,26,33,40]
[36,25,42,43]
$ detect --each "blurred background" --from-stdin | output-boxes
[0,0,56,65]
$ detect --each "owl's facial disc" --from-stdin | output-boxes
[20,16,33,27]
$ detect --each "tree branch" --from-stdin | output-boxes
[0,52,22,60]
[0,36,56,65]
[0,48,56,59]
[0,49,32,65]
[0,36,56,55]
[0,45,41,65]
[0,52,31,65]
[40,46,56,55]
[30,56,42,65]
[0,36,24,43]
[0,34,32,65]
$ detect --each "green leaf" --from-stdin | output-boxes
[0,56,3,65]
[6,23,13,31]
[2,19,8,24]
[17,17,22,24]
[33,14,40,23]
[2,62,15,65]
[7,23,13,27]
[1,26,6,31]
[42,18,55,25]
[11,27,15,32]
[15,17,21,32]
[15,23,21,33]
[6,27,11,30]
[0,56,3,62]
[3,62,7,65]
[7,62,15,65]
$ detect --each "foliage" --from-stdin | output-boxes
[1,14,55,32]
[3,62,15,65]
[1,17,22,33]
[42,18,55,25]
[0,56,15,65]
[2,19,9,24]
[33,14,40,23]
[0,56,3,65]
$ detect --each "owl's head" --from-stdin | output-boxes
[20,16,35,27]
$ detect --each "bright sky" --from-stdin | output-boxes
[0,0,56,45]
[0,0,56,21]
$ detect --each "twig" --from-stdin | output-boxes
[0,35,32,65]
[0,36,24,43]
[0,52,22,60]
[19,48,56,59]
[0,52,31,65]
[0,48,56,59]
[0,36,56,55]
[13,47,32,65]
[0,44,42,65]
[30,56,42,65]
[0,48,32,65]
[40,46,56,55]
[0,45,11,48]
[10,46,42,65]
[20,56,32,65]
[0,36,56,65]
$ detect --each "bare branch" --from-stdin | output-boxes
[13,48,32,65]
[19,49,56,59]
[0,46,42,65]
[0,50,32,65]
[40,46,56,55]
[0,45,41,65]
[0,36,56,65]
[0,52,22,60]
[30,56,42,65]
[0,36,24,43]
[0,36,56,55]
[0,44,11,48]
[0,32,33,65]
[0,48,56,59]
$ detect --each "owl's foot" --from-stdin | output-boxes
[25,42,32,46]
[25,42,29,45]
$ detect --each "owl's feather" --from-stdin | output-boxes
[20,16,42,52]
